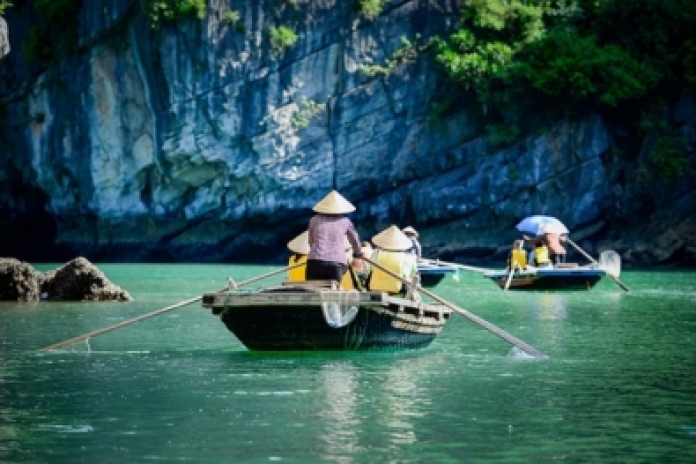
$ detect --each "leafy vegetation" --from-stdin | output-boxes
[146,0,207,28]
[0,1,12,15]
[433,0,696,178]
[291,97,324,130]
[358,0,387,20]
[223,10,244,32]
[269,26,298,53]
[360,35,426,77]
[223,10,240,25]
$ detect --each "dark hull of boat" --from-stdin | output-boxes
[203,285,451,352]
[220,305,440,351]
[484,269,605,291]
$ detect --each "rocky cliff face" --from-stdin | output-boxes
[1,1,695,266]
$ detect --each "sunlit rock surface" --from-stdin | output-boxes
[0,2,694,265]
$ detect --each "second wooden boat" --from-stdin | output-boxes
[483,267,606,291]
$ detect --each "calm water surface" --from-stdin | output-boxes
[1,264,695,463]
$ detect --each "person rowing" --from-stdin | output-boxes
[306,190,363,284]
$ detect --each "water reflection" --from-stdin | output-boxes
[317,361,361,462]
[315,353,441,460]
[535,293,569,321]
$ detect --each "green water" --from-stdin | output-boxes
[1,264,695,463]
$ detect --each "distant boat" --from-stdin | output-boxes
[417,262,458,287]
[202,280,452,351]
[483,266,606,291]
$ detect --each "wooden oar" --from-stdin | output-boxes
[366,257,548,359]
[565,238,630,292]
[37,263,304,353]
[504,265,515,291]
[504,241,523,291]
[420,258,494,274]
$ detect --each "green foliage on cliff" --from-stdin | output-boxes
[359,0,387,20]
[0,1,12,15]
[360,36,425,77]
[269,26,298,53]
[146,0,206,27]
[434,0,696,179]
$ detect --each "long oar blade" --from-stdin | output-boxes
[417,285,548,359]
[37,295,205,353]
[366,257,547,359]
[37,263,304,353]
[566,238,630,292]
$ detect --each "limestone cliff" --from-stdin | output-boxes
[1,1,694,265]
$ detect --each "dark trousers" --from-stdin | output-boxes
[550,253,566,265]
[305,259,346,283]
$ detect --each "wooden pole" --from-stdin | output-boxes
[566,238,630,292]
[37,263,304,353]
[504,241,523,291]
[366,258,548,359]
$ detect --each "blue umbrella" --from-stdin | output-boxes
[516,215,569,236]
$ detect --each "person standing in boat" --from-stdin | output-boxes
[306,190,362,283]
[542,225,568,265]
[524,226,567,266]
[367,225,418,294]
[402,226,422,260]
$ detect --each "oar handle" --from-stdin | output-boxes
[37,262,305,353]
[365,257,548,359]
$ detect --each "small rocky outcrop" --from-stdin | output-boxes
[0,258,41,301]
[0,256,132,302]
[40,257,132,302]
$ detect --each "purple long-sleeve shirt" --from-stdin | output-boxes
[308,214,361,264]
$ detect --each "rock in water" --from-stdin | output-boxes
[0,258,41,301]
[40,257,133,302]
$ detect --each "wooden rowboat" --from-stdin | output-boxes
[201,280,452,351]
[483,266,606,291]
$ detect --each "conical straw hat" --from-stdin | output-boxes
[372,225,413,251]
[287,231,310,255]
[402,226,419,237]
[312,190,356,214]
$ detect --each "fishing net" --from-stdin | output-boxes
[321,290,360,328]
[599,250,621,277]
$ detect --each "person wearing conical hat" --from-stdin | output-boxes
[402,226,422,260]
[287,231,310,281]
[367,225,417,294]
[306,190,362,284]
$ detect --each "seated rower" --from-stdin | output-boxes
[507,240,527,271]
[286,231,310,282]
[532,241,553,268]
[366,225,418,294]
